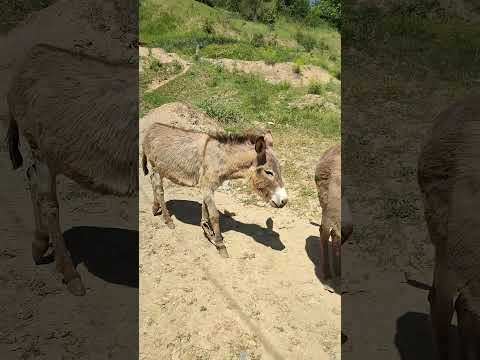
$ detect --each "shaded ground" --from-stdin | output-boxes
[0,1,138,358]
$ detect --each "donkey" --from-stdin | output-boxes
[315,144,352,279]
[418,94,480,360]
[6,44,138,296]
[141,123,288,257]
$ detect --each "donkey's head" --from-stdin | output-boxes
[250,132,288,208]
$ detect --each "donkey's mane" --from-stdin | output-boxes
[210,131,262,144]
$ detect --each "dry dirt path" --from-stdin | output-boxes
[138,167,341,360]
[138,51,341,359]
[138,47,437,360]
[139,46,192,91]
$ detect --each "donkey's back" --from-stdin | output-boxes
[142,123,209,187]
[7,44,138,196]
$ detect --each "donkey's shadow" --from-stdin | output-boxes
[166,199,285,251]
[65,226,139,288]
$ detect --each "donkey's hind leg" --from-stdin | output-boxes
[149,172,162,216]
[151,172,174,229]
[456,293,479,360]
[34,161,85,296]
[26,164,50,264]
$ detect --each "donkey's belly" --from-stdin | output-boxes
[164,173,198,187]
[157,163,200,187]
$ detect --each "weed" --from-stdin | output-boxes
[250,32,265,47]
[202,18,214,34]
[308,81,324,95]
[293,64,302,75]
[277,80,291,90]
[295,31,317,52]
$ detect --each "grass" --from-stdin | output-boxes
[141,61,340,137]
[341,3,480,269]
[139,0,341,216]
[1,0,57,32]
[140,59,340,215]
[140,0,340,77]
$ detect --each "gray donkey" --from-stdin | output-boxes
[6,44,137,296]
[315,144,352,279]
[141,123,288,257]
[418,94,480,360]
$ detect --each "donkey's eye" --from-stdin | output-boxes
[264,169,274,177]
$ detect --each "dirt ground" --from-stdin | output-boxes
[0,1,138,359]
[137,44,441,360]
[138,103,340,360]
[0,1,445,359]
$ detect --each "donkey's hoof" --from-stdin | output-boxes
[152,205,162,216]
[166,221,175,229]
[66,277,86,296]
[32,242,50,265]
[217,246,229,258]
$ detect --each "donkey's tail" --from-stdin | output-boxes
[141,152,149,176]
[6,112,23,170]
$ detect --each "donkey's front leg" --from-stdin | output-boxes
[26,164,50,264]
[200,201,215,239]
[35,162,85,296]
[202,190,229,258]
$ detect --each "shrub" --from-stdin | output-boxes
[307,0,341,29]
[202,18,215,34]
[295,31,317,52]
[293,64,302,75]
[308,81,325,95]
[251,32,265,47]
[278,0,310,18]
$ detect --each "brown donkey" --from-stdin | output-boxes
[315,144,352,279]
[6,44,137,296]
[141,123,288,257]
[418,94,480,360]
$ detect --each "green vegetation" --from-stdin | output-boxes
[140,0,340,77]
[1,0,57,32]
[141,61,339,137]
[341,2,480,268]
[140,0,340,215]
[344,3,480,82]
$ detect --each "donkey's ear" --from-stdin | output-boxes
[255,136,266,154]
[264,131,273,147]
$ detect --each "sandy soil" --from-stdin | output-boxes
[139,46,192,91]
[207,58,335,87]
[138,100,341,360]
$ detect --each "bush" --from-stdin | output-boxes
[202,18,215,34]
[293,64,302,75]
[307,0,341,29]
[278,0,310,18]
[251,32,265,47]
[308,81,325,95]
[295,31,317,52]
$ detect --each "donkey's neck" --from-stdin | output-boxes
[217,141,257,180]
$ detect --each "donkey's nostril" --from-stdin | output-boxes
[281,199,288,206]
